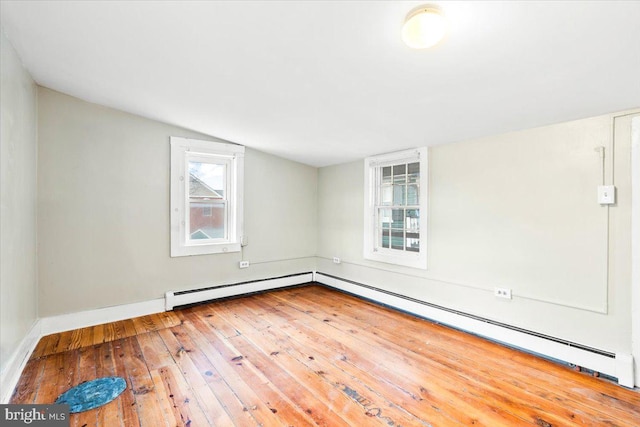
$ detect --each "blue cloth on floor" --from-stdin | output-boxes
[55,376,127,413]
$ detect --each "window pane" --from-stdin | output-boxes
[407,184,419,205]
[391,230,405,250]
[393,185,406,205]
[391,209,405,229]
[382,166,392,184]
[188,160,226,241]
[190,201,225,239]
[189,161,225,198]
[380,228,390,248]
[408,162,420,183]
[406,209,420,230]
[379,208,392,229]
[391,207,405,249]
[406,231,420,252]
[393,164,406,183]
[381,185,392,206]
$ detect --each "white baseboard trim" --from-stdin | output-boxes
[315,272,635,388]
[165,272,314,310]
[40,298,166,337]
[0,320,42,403]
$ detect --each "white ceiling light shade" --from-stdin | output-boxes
[402,5,448,49]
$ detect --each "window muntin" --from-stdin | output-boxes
[171,137,244,257]
[364,148,427,269]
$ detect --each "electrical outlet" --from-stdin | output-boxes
[494,287,512,299]
[333,257,341,264]
[239,261,250,269]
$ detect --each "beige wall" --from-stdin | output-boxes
[37,88,317,317]
[317,111,635,354]
[0,30,38,372]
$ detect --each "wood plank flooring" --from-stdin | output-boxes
[9,285,640,426]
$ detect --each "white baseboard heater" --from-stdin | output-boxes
[165,272,313,311]
[314,272,635,388]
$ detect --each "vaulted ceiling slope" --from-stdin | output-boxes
[1,1,639,167]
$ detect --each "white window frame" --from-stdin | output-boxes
[170,137,244,257]
[363,147,428,269]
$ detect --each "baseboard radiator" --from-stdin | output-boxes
[164,272,313,311]
[314,272,635,388]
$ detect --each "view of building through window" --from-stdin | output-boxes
[377,162,420,252]
[188,161,226,240]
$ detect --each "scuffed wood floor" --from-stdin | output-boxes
[10,285,640,426]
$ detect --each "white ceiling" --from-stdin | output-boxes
[2,1,639,167]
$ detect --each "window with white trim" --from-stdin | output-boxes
[364,148,428,269]
[170,137,244,257]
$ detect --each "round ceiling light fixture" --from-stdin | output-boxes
[402,5,448,49]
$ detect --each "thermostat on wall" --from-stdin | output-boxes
[597,185,616,205]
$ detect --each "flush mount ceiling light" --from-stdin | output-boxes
[402,5,448,49]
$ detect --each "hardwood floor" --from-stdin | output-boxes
[10,285,640,426]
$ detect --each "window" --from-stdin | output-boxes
[364,148,427,269]
[170,137,244,257]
